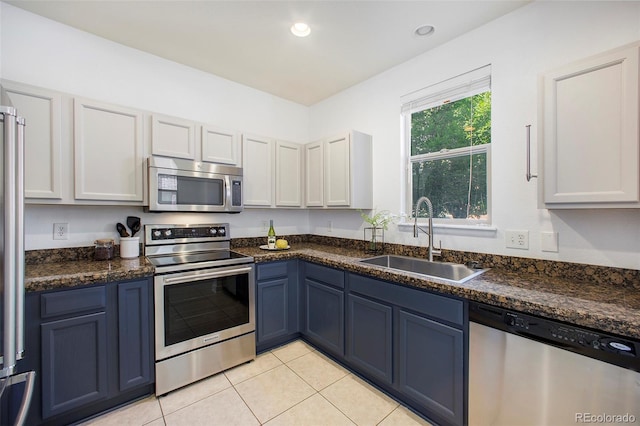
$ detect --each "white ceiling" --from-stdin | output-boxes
[6,0,530,106]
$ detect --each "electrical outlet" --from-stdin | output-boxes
[53,223,68,240]
[261,221,268,232]
[505,230,529,249]
[328,221,333,233]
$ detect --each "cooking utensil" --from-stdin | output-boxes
[116,223,130,237]
[127,216,141,237]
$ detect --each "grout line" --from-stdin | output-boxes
[228,385,262,425]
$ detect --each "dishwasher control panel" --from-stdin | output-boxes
[470,301,640,372]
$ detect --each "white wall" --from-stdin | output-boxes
[0,3,311,250]
[309,1,640,270]
[3,2,640,270]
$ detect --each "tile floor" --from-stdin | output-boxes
[82,340,431,426]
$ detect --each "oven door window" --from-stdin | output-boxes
[164,274,249,346]
[157,174,224,206]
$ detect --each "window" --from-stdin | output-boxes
[402,65,491,223]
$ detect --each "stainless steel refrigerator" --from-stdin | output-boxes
[0,92,35,425]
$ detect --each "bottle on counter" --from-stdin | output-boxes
[267,220,276,249]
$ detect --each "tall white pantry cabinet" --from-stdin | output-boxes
[538,42,640,209]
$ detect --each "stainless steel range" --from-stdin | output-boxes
[144,223,255,395]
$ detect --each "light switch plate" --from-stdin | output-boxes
[541,232,559,252]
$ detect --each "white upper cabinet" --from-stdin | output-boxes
[151,113,196,160]
[2,81,63,199]
[304,141,324,207]
[539,42,640,208]
[150,113,240,166]
[74,98,145,202]
[242,134,274,206]
[201,125,240,165]
[275,141,302,207]
[305,130,372,209]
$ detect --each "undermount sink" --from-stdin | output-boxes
[359,255,487,284]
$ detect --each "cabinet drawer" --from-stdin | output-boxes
[349,273,463,326]
[257,261,289,281]
[41,286,106,319]
[305,262,344,289]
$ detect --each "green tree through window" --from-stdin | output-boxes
[409,91,491,220]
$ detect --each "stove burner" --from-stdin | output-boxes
[144,223,253,273]
[148,250,251,268]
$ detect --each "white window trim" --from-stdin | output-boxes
[401,64,492,227]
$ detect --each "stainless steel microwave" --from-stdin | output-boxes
[147,156,243,213]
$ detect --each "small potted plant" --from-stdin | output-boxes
[360,209,396,254]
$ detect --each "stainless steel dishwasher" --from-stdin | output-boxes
[469,302,640,426]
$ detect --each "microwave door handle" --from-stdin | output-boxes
[225,175,232,210]
[163,267,253,285]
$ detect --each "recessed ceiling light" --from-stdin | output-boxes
[414,25,435,37]
[291,22,311,37]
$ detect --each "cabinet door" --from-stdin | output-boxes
[117,279,153,392]
[324,134,351,206]
[304,279,344,356]
[398,310,463,426]
[541,43,639,207]
[41,312,108,419]
[74,98,144,202]
[201,125,239,165]
[151,113,196,160]
[257,277,289,343]
[3,82,63,199]
[304,141,324,207]
[242,134,273,206]
[346,293,393,384]
[275,141,302,207]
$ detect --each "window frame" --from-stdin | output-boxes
[401,65,492,226]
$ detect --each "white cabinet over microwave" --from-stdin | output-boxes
[151,113,241,167]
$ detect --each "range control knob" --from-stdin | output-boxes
[153,230,162,238]
[218,228,226,236]
[164,229,173,238]
[209,228,218,235]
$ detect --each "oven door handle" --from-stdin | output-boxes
[163,266,253,285]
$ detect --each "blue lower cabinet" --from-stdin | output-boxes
[346,293,393,384]
[256,261,299,351]
[347,272,466,426]
[28,277,154,425]
[398,309,464,426]
[257,278,289,342]
[117,279,153,392]
[41,312,108,419]
[304,279,344,356]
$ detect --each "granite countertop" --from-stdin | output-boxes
[24,242,640,340]
[235,243,640,340]
[25,256,154,292]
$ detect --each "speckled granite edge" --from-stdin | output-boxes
[25,256,154,292]
[234,244,640,340]
[233,234,640,289]
[25,236,640,338]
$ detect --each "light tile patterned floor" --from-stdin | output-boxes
[83,340,431,426]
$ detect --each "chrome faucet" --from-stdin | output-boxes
[413,196,442,262]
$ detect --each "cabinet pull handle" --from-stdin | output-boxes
[526,124,538,182]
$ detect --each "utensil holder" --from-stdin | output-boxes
[120,237,140,259]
